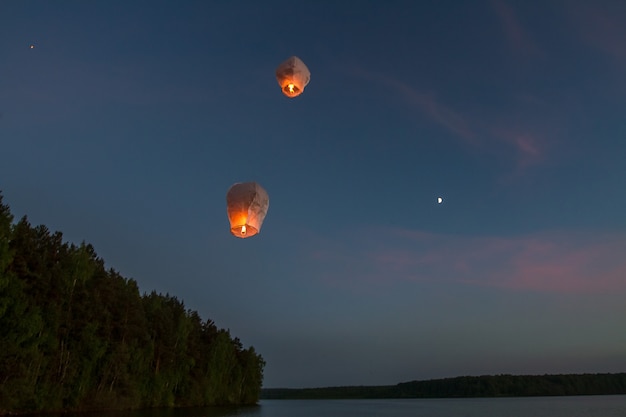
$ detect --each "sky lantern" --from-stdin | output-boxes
[226,182,269,238]
[275,56,310,98]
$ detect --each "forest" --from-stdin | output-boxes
[262,373,626,399]
[0,193,265,413]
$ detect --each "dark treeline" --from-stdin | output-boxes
[262,373,626,399]
[0,194,265,414]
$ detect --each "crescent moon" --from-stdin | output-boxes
[437,197,443,204]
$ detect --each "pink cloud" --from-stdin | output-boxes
[305,227,626,294]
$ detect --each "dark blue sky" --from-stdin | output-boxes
[2,0,626,388]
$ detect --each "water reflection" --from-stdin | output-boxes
[17,396,626,417]
[21,405,261,417]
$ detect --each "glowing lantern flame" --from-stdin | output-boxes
[275,56,310,98]
[226,182,269,239]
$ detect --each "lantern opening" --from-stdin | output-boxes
[230,224,259,238]
[282,83,301,97]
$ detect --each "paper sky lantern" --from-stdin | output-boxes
[275,56,310,98]
[226,182,269,238]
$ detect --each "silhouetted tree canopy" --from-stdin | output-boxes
[0,193,265,414]
[262,373,626,400]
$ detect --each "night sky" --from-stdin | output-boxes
[2,1,625,388]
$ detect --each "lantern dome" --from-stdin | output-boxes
[275,56,310,98]
[226,182,269,238]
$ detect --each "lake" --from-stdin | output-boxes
[33,395,626,417]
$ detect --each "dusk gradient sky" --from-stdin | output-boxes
[1,0,626,388]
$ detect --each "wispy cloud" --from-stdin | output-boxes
[491,0,540,56]
[487,127,545,173]
[387,79,477,143]
[349,68,477,143]
[349,66,552,174]
[305,227,626,294]
[565,1,626,68]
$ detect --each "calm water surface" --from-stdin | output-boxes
[31,396,626,417]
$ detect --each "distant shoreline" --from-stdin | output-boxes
[261,372,626,399]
